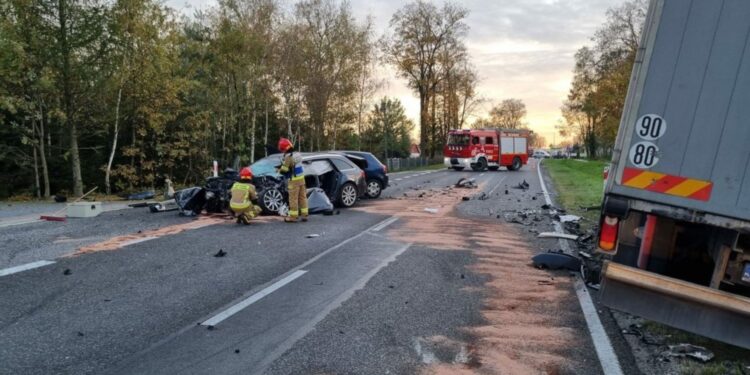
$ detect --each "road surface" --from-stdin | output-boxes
[0,160,640,375]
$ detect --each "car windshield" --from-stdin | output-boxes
[250,155,283,177]
[447,134,470,145]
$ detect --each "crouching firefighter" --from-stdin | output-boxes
[230,167,262,225]
[278,137,308,223]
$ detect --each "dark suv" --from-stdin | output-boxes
[337,151,389,198]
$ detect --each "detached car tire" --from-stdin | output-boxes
[366,179,383,199]
[338,183,358,207]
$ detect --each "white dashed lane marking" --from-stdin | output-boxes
[0,260,56,277]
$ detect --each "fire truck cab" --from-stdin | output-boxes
[443,128,529,172]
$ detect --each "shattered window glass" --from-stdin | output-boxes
[305,160,333,176]
[250,155,283,177]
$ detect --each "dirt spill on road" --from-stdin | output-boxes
[356,188,583,374]
[72,214,262,255]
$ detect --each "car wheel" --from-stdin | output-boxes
[338,183,358,207]
[508,157,522,171]
[366,179,382,199]
[452,167,464,171]
[260,187,284,213]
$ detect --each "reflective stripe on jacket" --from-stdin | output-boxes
[279,152,304,181]
[230,182,256,210]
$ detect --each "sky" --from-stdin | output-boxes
[166,0,628,145]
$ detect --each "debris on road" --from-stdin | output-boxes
[531,250,582,271]
[149,201,178,213]
[661,344,715,363]
[513,180,530,190]
[621,323,665,346]
[306,234,320,238]
[558,214,581,223]
[127,191,155,200]
[213,249,227,257]
[424,208,439,214]
[537,232,579,241]
[63,268,72,275]
[455,178,478,189]
[306,188,334,215]
[462,196,471,201]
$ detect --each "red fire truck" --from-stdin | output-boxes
[443,128,530,171]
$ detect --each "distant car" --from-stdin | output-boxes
[250,152,367,213]
[532,150,551,159]
[336,151,389,198]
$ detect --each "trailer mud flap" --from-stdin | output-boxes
[600,262,750,349]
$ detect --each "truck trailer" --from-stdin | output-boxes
[598,0,750,349]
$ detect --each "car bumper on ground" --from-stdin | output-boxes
[444,157,473,169]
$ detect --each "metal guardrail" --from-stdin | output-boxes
[385,157,442,172]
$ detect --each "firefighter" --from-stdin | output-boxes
[229,167,262,225]
[278,137,308,222]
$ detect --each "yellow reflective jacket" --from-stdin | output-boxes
[279,152,304,181]
[230,182,257,210]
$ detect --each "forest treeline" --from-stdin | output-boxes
[0,0,479,198]
[561,0,647,158]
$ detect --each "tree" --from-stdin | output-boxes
[489,98,526,129]
[362,97,413,159]
[382,0,468,157]
[562,0,646,158]
[47,0,109,196]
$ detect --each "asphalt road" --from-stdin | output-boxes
[0,160,639,375]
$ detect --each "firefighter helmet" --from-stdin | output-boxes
[239,167,253,180]
[278,137,293,152]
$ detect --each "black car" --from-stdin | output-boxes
[250,152,367,214]
[336,151,389,198]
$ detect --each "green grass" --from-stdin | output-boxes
[641,322,750,374]
[542,159,608,223]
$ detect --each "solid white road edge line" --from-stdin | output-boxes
[201,270,307,327]
[371,216,399,232]
[0,260,56,277]
[536,159,624,375]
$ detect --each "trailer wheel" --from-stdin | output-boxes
[452,167,464,171]
[472,158,487,171]
[508,157,522,171]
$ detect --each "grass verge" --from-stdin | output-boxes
[542,158,607,224]
[544,158,750,373]
[642,322,750,375]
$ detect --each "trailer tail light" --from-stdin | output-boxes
[599,215,619,252]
